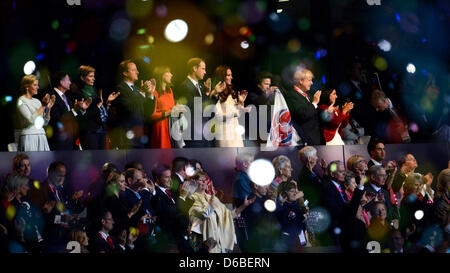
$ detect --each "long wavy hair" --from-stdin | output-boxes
[214,65,236,103]
[153,66,173,96]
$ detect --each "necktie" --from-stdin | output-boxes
[106,236,115,249]
[130,85,140,95]
[165,189,175,203]
[195,83,202,96]
[61,93,70,110]
[336,184,347,202]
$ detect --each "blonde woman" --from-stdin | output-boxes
[189,171,254,253]
[16,75,55,151]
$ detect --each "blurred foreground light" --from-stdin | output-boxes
[142,56,150,64]
[5,96,13,102]
[276,9,283,14]
[126,130,135,140]
[109,18,131,41]
[24,61,36,75]
[374,57,388,71]
[33,180,40,190]
[377,39,391,52]
[34,116,45,130]
[240,41,249,49]
[248,159,275,186]
[164,19,188,43]
[147,35,155,44]
[204,33,214,45]
[264,199,276,212]
[6,205,16,221]
[406,63,416,74]
[186,166,195,177]
[334,227,342,235]
[236,125,245,135]
[414,210,424,220]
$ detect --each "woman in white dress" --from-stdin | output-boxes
[16,75,55,151]
[212,65,250,147]
[188,171,254,253]
[318,89,353,145]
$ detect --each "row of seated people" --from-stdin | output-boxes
[15,56,443,152]
[1,139,448,253]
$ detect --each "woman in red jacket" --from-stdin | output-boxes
[318,89,354,145]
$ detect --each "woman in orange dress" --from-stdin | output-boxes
[150,66,175,148]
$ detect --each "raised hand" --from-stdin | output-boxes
[75,97,92,111]
[214,81,226,94]
[328,99,337,113]
[41,93,50,106]
[312,90,322,104]
[238,90,248,104]
[342,101,354,114]
[423,172,434,187]
[129,200,142,218]
[107,91,120,103]
[243,195,256,207]
[43,201,56,214]
[72,190,84,200]
[47,95,56,109]
[205,78,212,94]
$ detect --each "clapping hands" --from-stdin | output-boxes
[237,90,248,105]
[74,97,92,111]
[342,101,354,114]
[42,94,56,109]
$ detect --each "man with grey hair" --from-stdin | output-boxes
[282,68,323,145]
[364,165,392,217]
[297,146,324,208]
[322,160,347,245]
[233,153,254,208]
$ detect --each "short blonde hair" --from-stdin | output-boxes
[78,65,96,79]
[20,75,38,94]
[294,69,313,82]
[346,154,365,171]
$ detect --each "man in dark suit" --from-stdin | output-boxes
[364,165,393,218]
[150,163,177,233]
[109,60,155,149]
[90,210,117,253]
[48,72,89,150]
[175,57,214,148]
[337,60,373,127]
[28,161,84,252]
[245,72,276,146]
[170,157,191,198]
[283,68,322,145]
[367,137,386,169]
[297,146,324,208]
[321,160,348,245]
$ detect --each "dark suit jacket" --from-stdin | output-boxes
[89,232,116,253]
[150,186,177,232]
[298,166,323,208]
[109,81,155,148]
[170,174,183,198]
[48,89,78,150]
[175,78,215,148]
[322,179,348,228]
[282,87,322,145]
[340,188,368,253]
[364,182,393,218]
